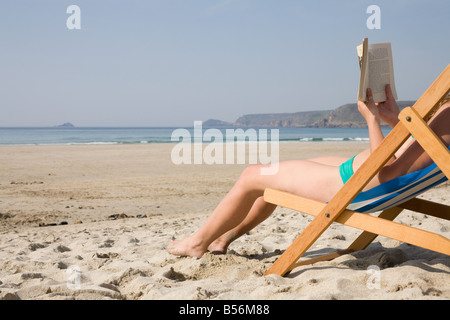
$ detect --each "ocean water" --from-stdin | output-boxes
[0,127,391,145]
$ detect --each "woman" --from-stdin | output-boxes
[168,86,450,258]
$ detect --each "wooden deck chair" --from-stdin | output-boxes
[264,64,450,277]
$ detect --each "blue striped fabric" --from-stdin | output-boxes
[347,147,450,213]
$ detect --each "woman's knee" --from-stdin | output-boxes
[239,164,262,180]
[236,164,265,189]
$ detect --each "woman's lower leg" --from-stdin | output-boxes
[208,196,277,253]
[167,167,263,257]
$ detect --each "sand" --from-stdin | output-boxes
[0,143,449,300]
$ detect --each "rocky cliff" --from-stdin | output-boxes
[205,101,416,128]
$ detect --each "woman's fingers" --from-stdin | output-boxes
[366,88,377,105]
[366,88,373,101]
[385,84,395,101]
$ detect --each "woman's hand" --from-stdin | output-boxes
[358,85,400,128]
[376,84,400,128]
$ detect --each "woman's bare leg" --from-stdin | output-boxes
[207,154,360,254]
[167,159,343,258]
[308,156,350,166]
[208,196,276,253]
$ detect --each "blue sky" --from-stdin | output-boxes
[0,0,449,126]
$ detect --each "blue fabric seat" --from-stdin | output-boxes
[348,146,450,213]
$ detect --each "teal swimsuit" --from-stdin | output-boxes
[339,156,356,184]
[339,135,415,184]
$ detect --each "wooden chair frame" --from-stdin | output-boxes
[264,64,450,276]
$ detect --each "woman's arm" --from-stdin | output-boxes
[379,101,450,182]
[376,84,417,159]
[358,85,403,161]
[358,88,385,153]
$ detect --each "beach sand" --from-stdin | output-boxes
[0,143,449,300]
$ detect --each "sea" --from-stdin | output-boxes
[0,127,392,146]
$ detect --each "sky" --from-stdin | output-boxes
[0,0,449,127]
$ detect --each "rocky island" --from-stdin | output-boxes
[55,122,75,128]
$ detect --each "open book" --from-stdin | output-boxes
[357,38,398,103]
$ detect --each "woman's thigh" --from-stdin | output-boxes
[242,160,343,203]
[307,156,350,166]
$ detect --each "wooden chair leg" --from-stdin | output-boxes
[346,206,404,252]
[264,189,450,276]
[285,206,404,273]
[399,198,450,221]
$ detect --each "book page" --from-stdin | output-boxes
[356,44,363,69]
[357,38,369,101]
[366,42,398,102]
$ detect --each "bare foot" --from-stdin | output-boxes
[167,237,206,258]
[207,231,238,254]
[207,238,229,254]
